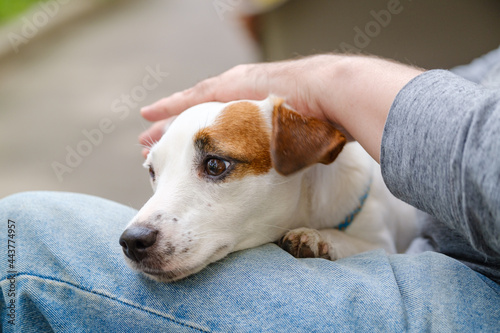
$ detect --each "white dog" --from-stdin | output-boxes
[119,96,418,282]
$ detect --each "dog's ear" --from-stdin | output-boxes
[271,98,347,176]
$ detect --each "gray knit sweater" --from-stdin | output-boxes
[381,47,500,283]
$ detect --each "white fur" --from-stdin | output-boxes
[122,97,418,282]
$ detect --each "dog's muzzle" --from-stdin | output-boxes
[119,226,158,262]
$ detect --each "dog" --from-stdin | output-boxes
[119,96,418,282]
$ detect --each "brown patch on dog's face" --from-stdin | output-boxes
[194,101,272,181]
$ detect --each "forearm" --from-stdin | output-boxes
[381,70,500,256]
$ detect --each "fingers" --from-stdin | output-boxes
[141,79,217,121]
[140,70,235,121]
[141,148,149,159]
[140,64,270,121]
[139,119,170,158]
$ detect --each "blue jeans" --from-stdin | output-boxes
[1,192,499,332]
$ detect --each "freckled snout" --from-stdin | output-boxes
[119,226,158,262]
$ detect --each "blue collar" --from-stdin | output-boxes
[336,180,372,231]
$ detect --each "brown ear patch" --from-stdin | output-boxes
[271,100,346,176]
[194,101,272,180]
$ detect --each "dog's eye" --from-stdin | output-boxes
[148,165,156,181]
[205,158,229,177]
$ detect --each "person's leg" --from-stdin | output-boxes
[1,192,499,332]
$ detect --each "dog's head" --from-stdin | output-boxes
[119,96,346,281]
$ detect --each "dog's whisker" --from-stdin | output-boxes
[135,143,154,150]
[265,178,294,186]
[138,121,159,149]
[142,137,157,150]
[252,223,292,232]
[202,256,233,271]
[183,222,239,235]
[253,232,278,243]
[188,234,227,242]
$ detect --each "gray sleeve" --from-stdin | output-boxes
[380,70,500,257]
[451,46,500,85]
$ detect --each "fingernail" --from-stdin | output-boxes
[140,106,152,115]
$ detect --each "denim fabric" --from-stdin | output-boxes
[1,192,499,332]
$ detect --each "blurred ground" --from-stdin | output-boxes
[0,0,259,209]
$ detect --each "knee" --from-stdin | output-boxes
[0,192,66,234]
[1,191,50,216]
[0,191,70,215]
[0,191,117,229]
[1,191,136,234]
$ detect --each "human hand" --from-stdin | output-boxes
[139,55,423,161]
[139,56,343,155]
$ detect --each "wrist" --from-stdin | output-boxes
[316,55,423,161]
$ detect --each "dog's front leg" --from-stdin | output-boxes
[278,228,381,260]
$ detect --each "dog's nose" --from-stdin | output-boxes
[119,226,158,262]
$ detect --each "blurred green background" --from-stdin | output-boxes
[0,0,43,22]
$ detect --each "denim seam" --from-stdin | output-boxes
[387,258,409,332]
[0,273,211,332]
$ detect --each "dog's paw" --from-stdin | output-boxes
[278,228,330,259]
